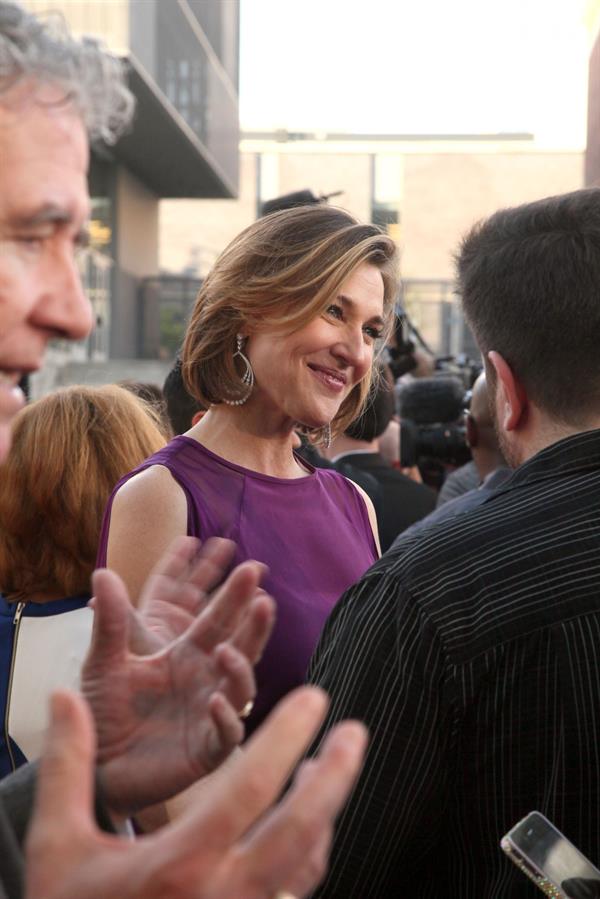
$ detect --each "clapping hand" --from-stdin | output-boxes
[25,687,367,899]
[82,538,274,814]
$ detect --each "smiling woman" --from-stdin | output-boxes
[97,204,399,736]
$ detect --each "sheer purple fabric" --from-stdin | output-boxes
[97,436,377,734]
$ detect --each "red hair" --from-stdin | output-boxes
[0,385,166,601]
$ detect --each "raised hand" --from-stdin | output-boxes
[25,688,367,899]
[82,551,275,815]
[126,536,250,654]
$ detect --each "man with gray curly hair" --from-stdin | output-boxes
[0,0,134,142]
[0,5,367,899]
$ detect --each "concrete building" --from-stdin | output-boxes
[161,131,582,354]
[22,0,239,393]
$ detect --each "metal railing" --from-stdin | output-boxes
[138,275,202,360]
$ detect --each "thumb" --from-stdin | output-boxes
[31,690,97,837]
[87,568,131,667]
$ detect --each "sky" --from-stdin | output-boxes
[239,0,590,148]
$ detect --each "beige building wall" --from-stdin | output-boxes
[160,153,259,274]
[116,168,159,278]
[111,168,159,358]
[402,152,584,279]
[160,153,372,274]
[22,0,129,52]
[277,153,371,223]
[160,141,584,281]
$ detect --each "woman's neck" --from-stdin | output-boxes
[186,405,309,479]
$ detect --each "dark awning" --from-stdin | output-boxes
[109,54,238,199]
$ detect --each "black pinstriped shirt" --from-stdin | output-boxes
[309,429,600,898]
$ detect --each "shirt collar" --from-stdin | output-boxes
[490,429,600,496]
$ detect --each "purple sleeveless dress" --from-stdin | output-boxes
[97,436,377,734]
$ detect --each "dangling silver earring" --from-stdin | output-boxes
[323,423,332,449]
[223,334,254,406]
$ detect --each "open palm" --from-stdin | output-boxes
[82,542,274,815]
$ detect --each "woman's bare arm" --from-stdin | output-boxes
[105,465,188,605]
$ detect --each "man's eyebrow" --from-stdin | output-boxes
[337,293,385,326]
[11,203,76,228]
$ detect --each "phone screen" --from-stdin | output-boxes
[507,813,600,898]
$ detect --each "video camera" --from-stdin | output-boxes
[398,376,473,490]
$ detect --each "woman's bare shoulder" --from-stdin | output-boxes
[107,465,189,603]
[112,463,185,512]
[109,465,189,547]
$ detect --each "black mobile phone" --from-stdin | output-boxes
[501,811,600,898]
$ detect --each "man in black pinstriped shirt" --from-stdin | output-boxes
[309,188,600,898]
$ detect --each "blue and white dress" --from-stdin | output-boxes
[0,594,93,778]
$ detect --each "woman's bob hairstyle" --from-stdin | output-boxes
[0,384,166,602]
[182,204,399,440]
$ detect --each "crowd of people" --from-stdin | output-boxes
[2,2,600,898]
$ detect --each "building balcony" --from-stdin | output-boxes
[25,0,240,198]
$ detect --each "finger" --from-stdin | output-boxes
[143,536,235,593]
[171,687,330,848]
[230,593,276,664]
[205,692,245,766]
[213,643,256,713]
[265,827,333,899]
[185,561,267,653]
[88,589,159,658]
[185,537,237,593]
[143,535,203,583]
[86,568,131,667]
[286,829,332,898]
[238,721,368,893]
[127,605,164,656]
[30,691,97,837]
[139,539,239,631]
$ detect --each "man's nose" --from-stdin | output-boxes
[33,253,94,341]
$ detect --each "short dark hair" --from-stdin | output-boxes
[457,188,600,425]
[118,380,171,438]
[345,366,395,441]
[163,358,205,435]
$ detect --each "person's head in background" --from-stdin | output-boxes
[458,188,600,468]
[118,379,172,438]
[465,372,507,480]
[0,1,134,462]
[162,358,205,435]
[325,365,395,458]
[0,384,165,603]
[182,205,399,447]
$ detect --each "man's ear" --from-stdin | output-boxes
[487,351,527,431]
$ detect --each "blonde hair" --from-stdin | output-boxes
[0,384,166,602]
[182,205,399,440]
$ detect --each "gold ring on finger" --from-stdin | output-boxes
[239,699,254,719]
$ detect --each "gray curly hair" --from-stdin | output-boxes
[0,1,134,144]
